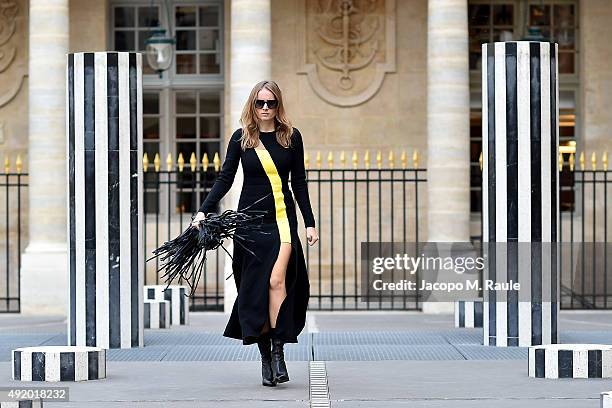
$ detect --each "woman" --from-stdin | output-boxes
[191,80,319,387]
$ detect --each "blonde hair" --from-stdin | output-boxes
[238,80,293,150]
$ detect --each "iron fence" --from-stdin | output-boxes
[0,165,27,313]
[142,153,427,312]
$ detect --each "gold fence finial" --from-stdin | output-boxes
[143,153,149,173]
[364,150,370,169]
[340,151,346,167]
[166,153,173,172]
[316,151,322,169]
[213,152,221,172]
[558,152,563,172]
[579,151,585,171]
[327,151,334,169]
[376,150,382,169]
[190,152,197,172]
[388,150,394,169]
[604,152,609,171]
[401,150,407,169]
[16,154,22,174]
[304,151,310,169]
[569,152,575,172]
[479,151,483,172]
[177,153,185,172]
[352,151,358,169]
[154,153,161,172]
[202,153,209,170]
[413,149,419,169]
[4,156,9,173]
[591,152,597,171]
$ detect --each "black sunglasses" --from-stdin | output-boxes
[254,99,278,109]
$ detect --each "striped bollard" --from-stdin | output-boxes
[482,41,559,347]
[144,285,189,325]
[144,299,170,329]
[529,344,612,379]
[602,391,612,407]
[454,300,483,328]
[0,400,43,407]
[67,52,144,348]
[12,346,106,382]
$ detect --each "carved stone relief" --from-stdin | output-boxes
[297,0,396,107]
[0,0,24,109]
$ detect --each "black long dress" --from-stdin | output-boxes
[198,127,316,345]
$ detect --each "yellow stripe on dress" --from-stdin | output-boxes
[255,149,291,243]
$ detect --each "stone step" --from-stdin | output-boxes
[12,346,106,382]
[528,344,612,378]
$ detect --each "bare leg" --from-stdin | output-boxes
[269,243,292,328]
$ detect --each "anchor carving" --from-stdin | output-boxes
[314,0,380,90]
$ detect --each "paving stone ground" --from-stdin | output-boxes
[0,311,611,407]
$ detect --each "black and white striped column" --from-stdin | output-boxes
[67,52,144,349]
[0,400,43,407]
[601,391,612,407]
[144,300,170,329]
[529,344,612,378]
[482,42,559,347]
[454,300,484,328]
[144,285,189,325]
[12,346,106,382]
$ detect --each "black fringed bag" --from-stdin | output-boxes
[146,193,272,296]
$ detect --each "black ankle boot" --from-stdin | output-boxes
[271,338,289,383]
[257,335,276,387]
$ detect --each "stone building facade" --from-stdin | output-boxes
[0,0,610,314]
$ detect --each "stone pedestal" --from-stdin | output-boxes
[482,42,559,347]
[66,52,144,348]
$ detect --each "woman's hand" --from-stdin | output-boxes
[190,211,206,230]
[306,227,319,246]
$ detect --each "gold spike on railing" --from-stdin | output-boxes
[558,152,563,172]
[364,150,370,169]
[154,153,161,172]
[400,150,407,169]
[166,153,173,172]
[327,151,334,169]
[591,152,596,171]
[304,151,310,169]
[569,152,575,172]
[376,150,382,169]
[413,150,419,169]
[189,152,197,172]
[352,151,358,169]
[479,151,483,172]
[604,152,609,171]
[143,153,149,173]
[316,151,322,169]
[4,156,9,173]
[15,154,22,174]
[177,153,185,172]
[579,151,585,171]
[202,153,209,171]
[213,152,221,172]
[340,151,346,168]
[388,150,395,169]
